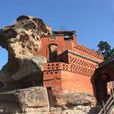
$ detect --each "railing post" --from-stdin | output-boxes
[112,88,114,102]
[102,100,106,114]
[99,91,114,114]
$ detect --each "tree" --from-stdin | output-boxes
[97,41,111,60]
[97,41,111,53]
[109,48,114,58]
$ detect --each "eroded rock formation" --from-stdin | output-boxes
[0,15,52,88]
[0,88,101,114]
[0,87,50,114]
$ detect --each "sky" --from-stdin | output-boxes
[0,0,114,69]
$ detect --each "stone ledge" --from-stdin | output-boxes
[0,87,49,113]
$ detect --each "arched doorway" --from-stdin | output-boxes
[48,44,58,62]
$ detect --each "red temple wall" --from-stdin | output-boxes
[59,51,99,70]
[40,32,103,96]
[43,60,97,95]
[43,69,94,95]
[38,35,76,60]
[38,35,103,63]
[43,69,63,94]
[61,71,94,95]
[73,44,103,63]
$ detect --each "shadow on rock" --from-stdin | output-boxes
[0,93,23,114]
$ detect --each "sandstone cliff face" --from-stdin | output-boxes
[0,15,52,88]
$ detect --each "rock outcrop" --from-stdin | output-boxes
[56,93,96,106]
[51,93,100,114]
[0,15,52,88]
[0,87,101,114]
[0,87,50,114]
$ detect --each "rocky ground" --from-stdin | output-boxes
[0,87,102,114]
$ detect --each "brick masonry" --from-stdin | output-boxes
[37,31,103,96]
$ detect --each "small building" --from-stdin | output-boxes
[38,31,103,97]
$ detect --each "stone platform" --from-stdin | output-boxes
[0,87,50,114]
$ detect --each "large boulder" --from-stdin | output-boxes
[0,87,50,114]
[56,92,96,108]
[0,15,52,89]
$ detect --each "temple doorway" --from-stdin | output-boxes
[47,87,57,107]
[48,44,58,62]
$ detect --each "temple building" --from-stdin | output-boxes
[37,31,104,98]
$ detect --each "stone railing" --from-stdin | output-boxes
[98,94,114,114]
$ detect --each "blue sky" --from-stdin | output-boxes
[0,0,114,69]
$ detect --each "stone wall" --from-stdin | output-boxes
[0,87,50,114]
[0,87,102,114]
[50,92,101,114]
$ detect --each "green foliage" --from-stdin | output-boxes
[97,41,114,60]
[97,41,111,52]
[110,48,114,57]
